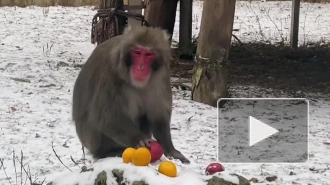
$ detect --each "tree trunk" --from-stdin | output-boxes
[144,0,179,41]
[191,0,236,107]
[178,0,193,59]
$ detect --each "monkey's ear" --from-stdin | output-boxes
[162,30,170,42]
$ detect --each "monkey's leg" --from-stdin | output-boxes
[137,115,156,148]
[138,115,152,136]
[151,116,191,164]
[75,121,121,159]
[75,118,128,159]
[92,135,126,159]
[94,111,152,149]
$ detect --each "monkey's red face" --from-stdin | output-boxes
[130,46,156,87]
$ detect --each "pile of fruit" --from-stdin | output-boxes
[122,141,225,178]
[122,141,177,177]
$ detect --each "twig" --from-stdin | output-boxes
[82,145,86,165]
[187,113,196,124]
[20,151,23,185]
[1,158,13,185]
[264,13,284,42]
[185,113,197,128]
[232,34,243,45]
[38,178,46,185]
[13,152,18,185]
[14,151,33,185]
[70,156,80,167]
[51,142,72,172]
[26,165,33,185]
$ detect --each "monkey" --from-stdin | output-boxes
[72,26,190,164]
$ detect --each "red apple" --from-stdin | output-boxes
[149,141,163,163]
[205,163,225,175]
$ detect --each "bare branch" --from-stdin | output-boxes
[51,142,72,172]
[0,158,13,185]
[13,152,18,185]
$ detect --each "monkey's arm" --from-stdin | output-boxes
[149,106,191,164]
[150,108,175,153]
[89,94,148,148]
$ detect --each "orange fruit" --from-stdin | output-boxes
[158,161,177,178]
[122,147,136,163]
[131,147,151,166]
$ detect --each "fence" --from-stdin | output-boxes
[0,0,98,7]
[242,0,330,2]
[1,0,329,7]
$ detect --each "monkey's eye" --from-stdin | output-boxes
[145,52,152,56]
[134,50,141,55]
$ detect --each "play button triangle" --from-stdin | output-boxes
[249,116,279,147]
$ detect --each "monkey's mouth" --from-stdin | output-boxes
[131,69,150,82]
[130,72,150,88]
[134,75,149,82]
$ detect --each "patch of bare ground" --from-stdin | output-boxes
[170,42,330,97]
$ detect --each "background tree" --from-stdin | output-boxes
[144,0,179,41]
[191,0,236,107]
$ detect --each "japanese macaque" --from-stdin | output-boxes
[72,26,190,164]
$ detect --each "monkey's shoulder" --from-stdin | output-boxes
[94,35,124,50]
[87,36,123,59]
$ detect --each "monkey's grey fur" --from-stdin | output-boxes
[72,26,190,164]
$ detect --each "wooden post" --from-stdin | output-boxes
[290,0,300,48]
[92,0,126,45]
[179,0,193,59]
[191,0,236,107]
[124,0,143,28]
[144,0,179,42]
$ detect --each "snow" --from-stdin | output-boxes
[47,157,241,185]
[181,1,330,45]
[48,158,212,185]
[0,1,330,185]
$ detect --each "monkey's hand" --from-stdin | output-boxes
[165,149,190,164]
[137,138,156,149]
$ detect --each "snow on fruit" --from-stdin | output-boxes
[158,161,177,178]
[122,147,136,163]
[149,141,164,163]
[205,162,225,175]
[131,147,152,166]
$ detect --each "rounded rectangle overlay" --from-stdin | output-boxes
[217,98,309,164]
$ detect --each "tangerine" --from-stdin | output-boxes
[158,161,177,178]
[122,147,136,163]
[131,147,151,166]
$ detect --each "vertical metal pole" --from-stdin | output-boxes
[290,0,300,48]
[179,0,192,57]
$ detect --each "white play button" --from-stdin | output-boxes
[249,116,279,147]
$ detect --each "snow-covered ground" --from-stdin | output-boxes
[0,1,330,185]
[181,1,330,45]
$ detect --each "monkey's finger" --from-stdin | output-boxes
[149,138,157,142]
[168,154,190,164]
[138,140,147,147]
[165,151,190,164]
[179,157,190,164]
[142,139,152,148]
